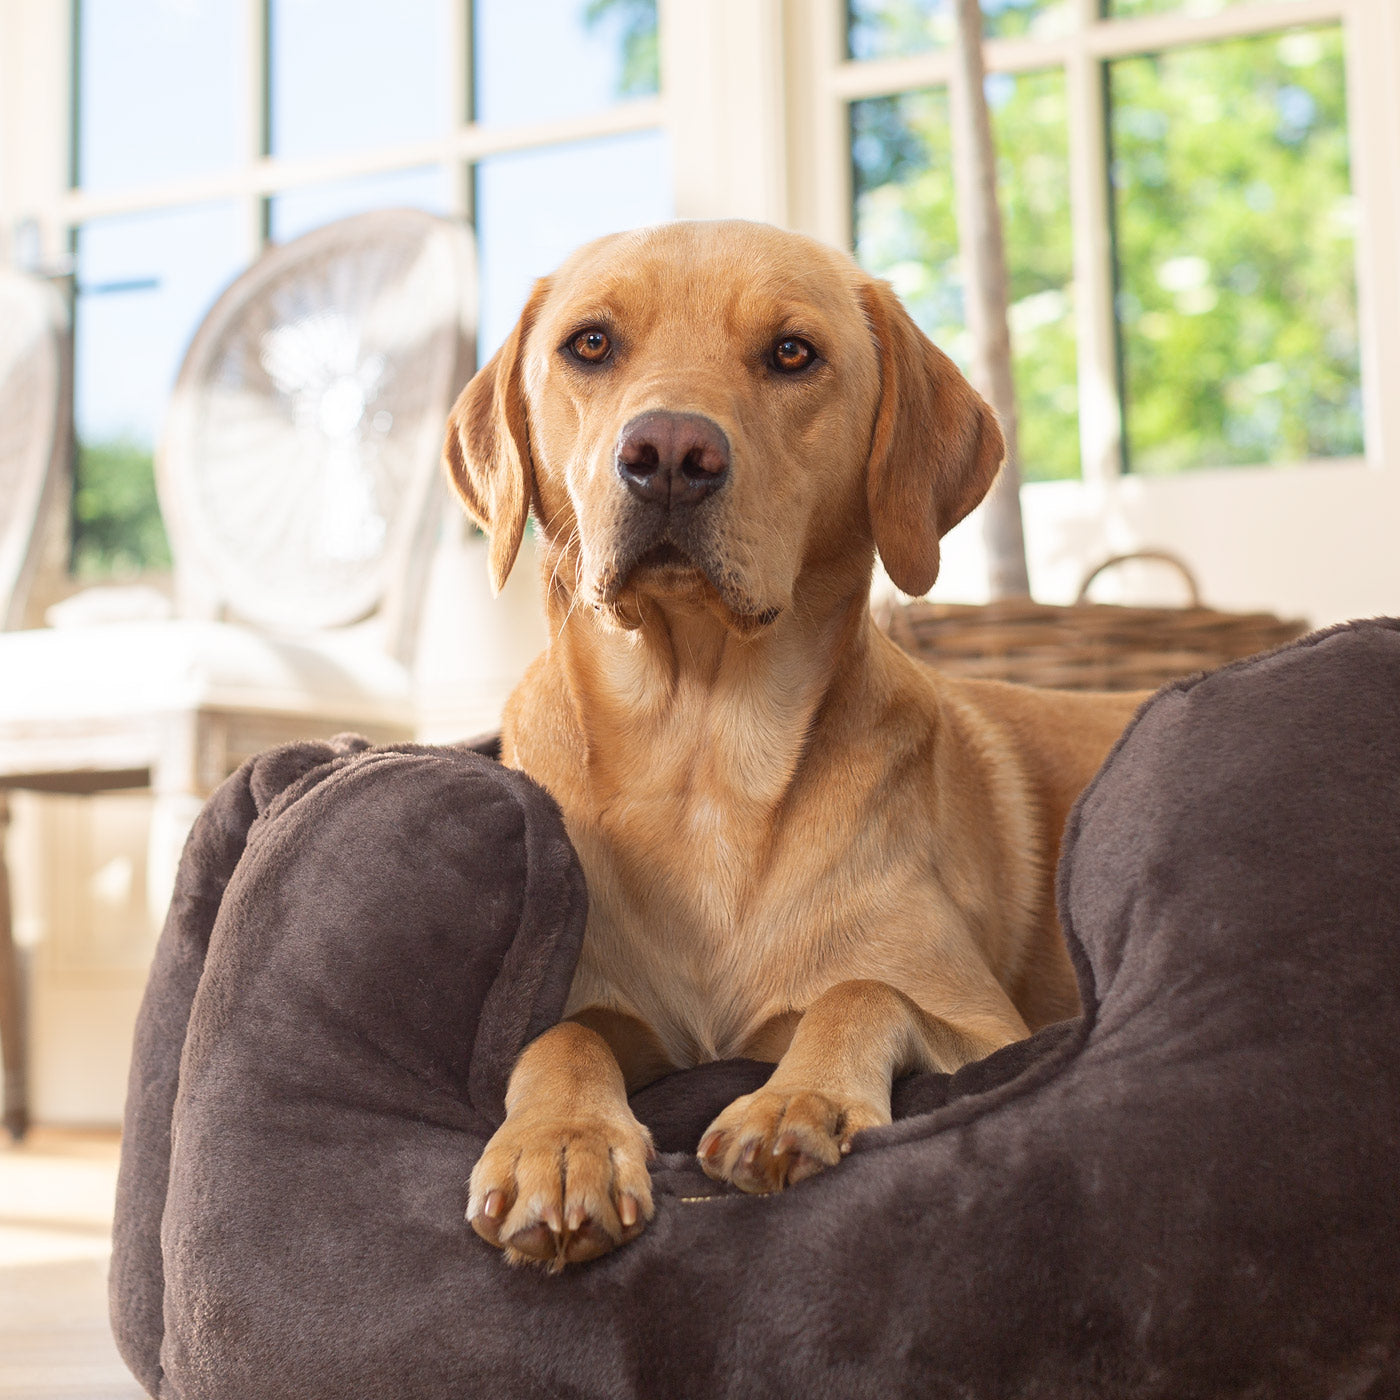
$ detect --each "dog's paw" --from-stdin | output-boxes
[466,1110,655,1271]
[696,1087,887,1194]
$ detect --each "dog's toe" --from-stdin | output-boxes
[468,1112,655,1270]
[698,1087,885,1194]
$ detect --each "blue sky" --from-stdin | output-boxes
[75,0,671,447]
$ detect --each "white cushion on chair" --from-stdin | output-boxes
[0,620,412,725]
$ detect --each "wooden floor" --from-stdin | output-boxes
[0,1129,144,1400]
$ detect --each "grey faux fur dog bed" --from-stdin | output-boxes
[110,620,1400,1400]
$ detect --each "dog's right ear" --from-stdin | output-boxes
[442,278,551,594]
[859,277,1005,598]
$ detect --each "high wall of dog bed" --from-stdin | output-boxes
[110,620,1400,1400]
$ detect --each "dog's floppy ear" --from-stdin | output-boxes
[442,278,551,593]
[860,278,1005,597]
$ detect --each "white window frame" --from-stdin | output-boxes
[3,0,1398,622]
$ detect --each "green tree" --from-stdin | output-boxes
[584,0,659,97]
[72,437,171,579]
[851,14,1361,479]
[1110,27,1360,472]
[854,69,1081,482]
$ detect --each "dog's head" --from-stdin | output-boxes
[444,220,1002,631]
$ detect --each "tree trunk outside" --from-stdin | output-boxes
[949,0,1032,599]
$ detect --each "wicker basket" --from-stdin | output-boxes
[877,551,1308,692]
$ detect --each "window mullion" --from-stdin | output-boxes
[449,0,472,225]
[1067,0,1122,485]
[244,0,268,254]
[1342,0,1400,471]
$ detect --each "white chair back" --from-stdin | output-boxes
[158,209,476,663]
[0,270,70,631]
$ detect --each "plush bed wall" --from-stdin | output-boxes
[111,620,1400,1399]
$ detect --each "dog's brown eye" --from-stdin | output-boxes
[568,329,612,364]
[771,336,816,373]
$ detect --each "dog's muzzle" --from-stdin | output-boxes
[600,409,777,628]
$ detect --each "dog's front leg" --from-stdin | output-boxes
[467,1013,667,1270]
[698,980,1024,1194]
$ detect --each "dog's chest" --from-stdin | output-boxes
[520,643,949,1062]
[557,746,919,1064]
[566,822,811,1061]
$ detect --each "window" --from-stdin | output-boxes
[470,0,668,350]
[3,0,1396,619]
[268,0,452,160]
[853,70,1080,481]
[840,0,1364,483]
[1108,27,1360,472]
[473,0,660,127]
[848,0,1076,55]
[72,202,245,576]
[75,0,248,192]
[60,0,667,579]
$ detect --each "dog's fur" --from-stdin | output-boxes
[446,221,1140,1270]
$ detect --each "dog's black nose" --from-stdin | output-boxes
[616,411,730,508]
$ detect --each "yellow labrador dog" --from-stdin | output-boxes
[447,220,1139,1271]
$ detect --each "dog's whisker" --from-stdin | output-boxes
[548,526,588,643]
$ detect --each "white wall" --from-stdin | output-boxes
[8,790,156,1126]
[413,513,549,745]
[0,0,70,266]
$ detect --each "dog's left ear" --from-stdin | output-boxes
[442,278,551,594]
[859,278,1005,597]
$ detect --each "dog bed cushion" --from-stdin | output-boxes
[110,620,1400,1399]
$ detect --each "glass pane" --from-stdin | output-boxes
[1108,0,1269,17]
[270,166,452,243]
[852,70,1080,482]
[1109,27,1362,472]
[475,130,672,355]
[77,0,246,191]
[73,204,246,576]
[473,0,658,127]
[270,0,452,159]
[847,0,1073,60]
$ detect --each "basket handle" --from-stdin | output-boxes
[1075,550,1201,608]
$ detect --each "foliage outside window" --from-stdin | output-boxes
[1110,28,1361,473]
[849,0,1075,56]
[846,1,1363,480]
[72,438,170,579]
[585,0,660,96]
[854,71,1081,482]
